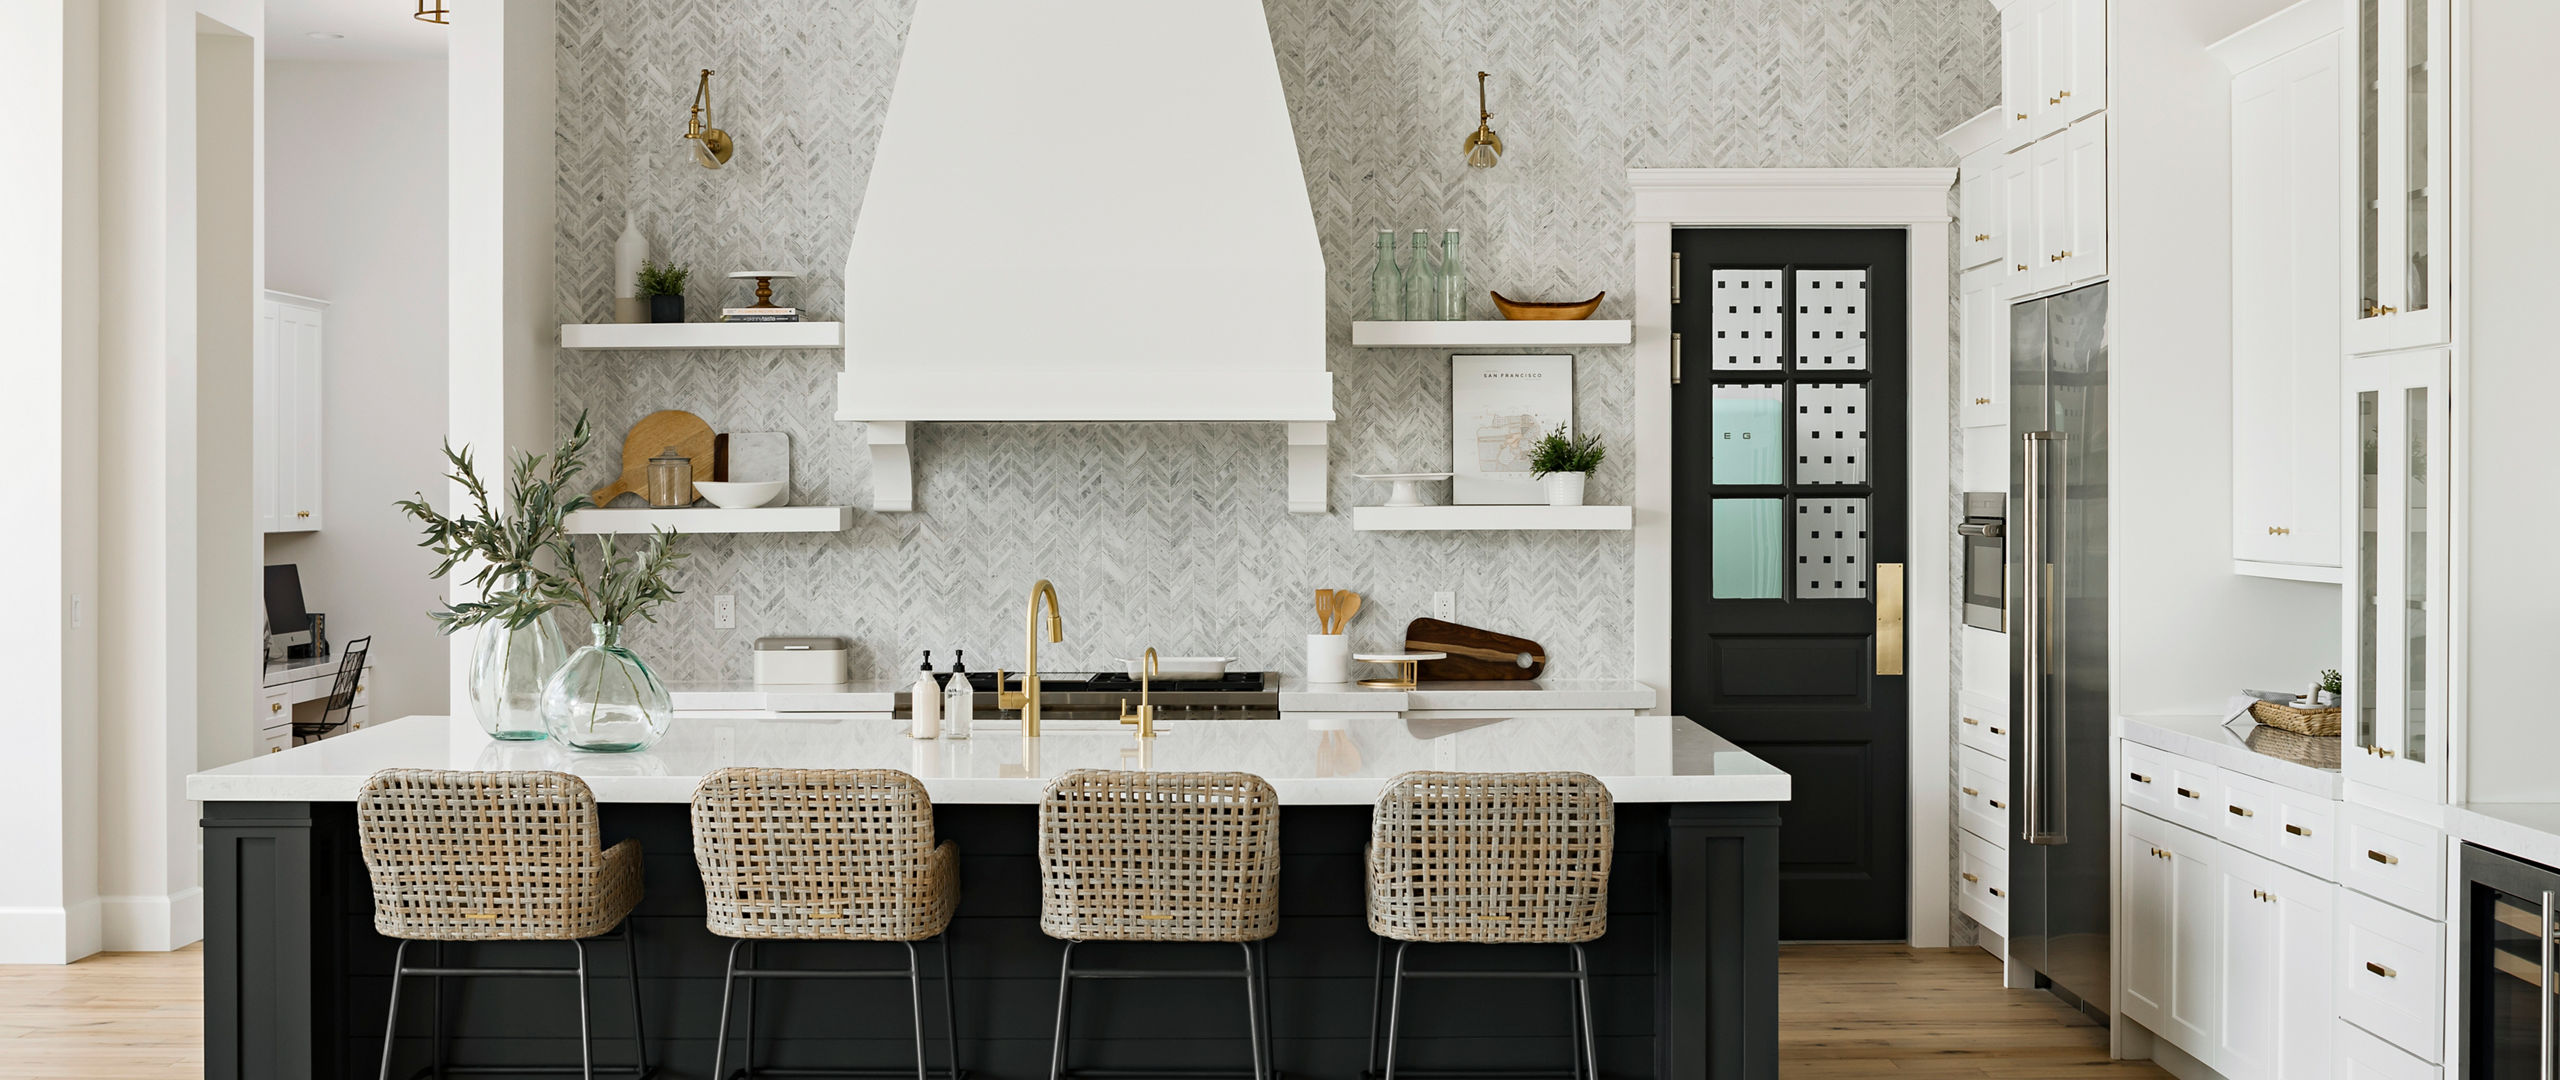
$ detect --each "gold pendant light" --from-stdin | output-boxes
[684,69,735,170]
[414,0,449,24]
[1463,71,1503,169]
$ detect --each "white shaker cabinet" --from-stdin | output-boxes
[2213,848,2336,1080]
[2344,0,2451,354]
[257,291,327,534]
[1960,265,2008,429]
[2122,810,2221,1052]
[2005,0,2107,149]
[2001,117,2105,301]
[1959,144,2006,271]
[2222,10,2345,580]
[2057,114,2107,286]
[2341,350,2450,804]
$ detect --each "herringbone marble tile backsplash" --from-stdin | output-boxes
[554,0,1997,683]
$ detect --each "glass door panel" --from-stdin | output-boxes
[2403,386,2428,762]
[2356,0,2380,319]
[2354,388,2379,752]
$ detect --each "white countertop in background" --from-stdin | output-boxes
[186,712,1787,806]
[2121,709,2343,799]
[666,678,1658,715]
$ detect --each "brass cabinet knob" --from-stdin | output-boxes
[2015,112,2028,121]
[269,746,281,754]
[2058,250,2073,259]
[271,702,283,714]
[296,510,311,518]
[2059,90,2072,99]
[2015,264,2028,272]
[1974,233,1991,241]
[2048,96,2061,105]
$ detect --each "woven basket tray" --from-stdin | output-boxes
[2250,699,2342,737]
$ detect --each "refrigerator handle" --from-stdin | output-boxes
[2542,888,2553,1080]
[2021,431,2066,846]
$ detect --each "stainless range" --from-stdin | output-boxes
[893,671,1281,721]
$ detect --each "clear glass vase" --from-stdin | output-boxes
[1401,229,1441,321]
[468,610,566,741]
[1368,229,1401,320]
[541,623,672,752]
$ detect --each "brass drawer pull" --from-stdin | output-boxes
[1988,799,2006,809]
[1990,726,2006,736]
[1974,233,1991,242]
[1987,886,2005,897]
[2368,849,2400,866]
[2129,772,2152,784]
[2366,961,2396,979]
[2229,805,2254,818]
[1962,787,1981,796]
[1961,872,1980,883]
[2285,823,2312,837]
[1963,717,1980,726]
[2176,787,2201,799]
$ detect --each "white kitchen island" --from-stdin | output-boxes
[192,713,1789,1080]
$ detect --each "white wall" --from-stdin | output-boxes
[197,18,258,773]
[2457,0,2560,804]
[262,58,450,726]
[0,0,103,966]
[2108,0,2342,718]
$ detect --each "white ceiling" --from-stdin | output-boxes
[264,0,447,61]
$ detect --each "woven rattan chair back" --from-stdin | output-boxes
[355,769,644,942]
[1036,769,1282,943]
[1366,770,1615,945]
[690,767,959,942]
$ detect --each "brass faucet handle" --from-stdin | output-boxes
[997,668,1028,712]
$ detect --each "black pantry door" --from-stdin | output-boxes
[1670,228,1909,941]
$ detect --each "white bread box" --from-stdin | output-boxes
[754,636,849,685]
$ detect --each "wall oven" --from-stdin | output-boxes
[1960,492,2006,632]
[2463,842,2560,1076]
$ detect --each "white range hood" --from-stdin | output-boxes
[839,0,1331,430]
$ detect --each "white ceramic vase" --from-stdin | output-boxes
[1307,634,1352,684]
[1545,472,1588,507]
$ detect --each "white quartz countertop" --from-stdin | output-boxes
[186,713,1788,806]
[2121,707,2342,799]
[665,678,1657,714]
[2455,804,2560,872]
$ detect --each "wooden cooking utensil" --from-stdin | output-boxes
[1336,591,1362,630]
[1403,617,1548,680]
[1317,589,1337,634]
[590,410,717,506]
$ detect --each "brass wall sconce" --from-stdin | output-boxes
[1463,71,1503,168]
[414,0,448,23]
[685,69,735,170]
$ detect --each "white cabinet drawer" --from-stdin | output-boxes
[1957,708,2009,761]
[2340,803,2445,919]
[2162,756,2222,835]
[2124,741,2173,819]
[1956,827,2008,934]
[2338,890,2445,1063]
[259,726,293,755]
[2336,1018,2441,1080]
[2218,769,2280,855]
[2270,787,2337,881]
[1958,745,2010,844]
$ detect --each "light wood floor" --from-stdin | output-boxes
[0,942,2167,1078]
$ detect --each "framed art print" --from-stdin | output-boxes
[1451,354,1573,504]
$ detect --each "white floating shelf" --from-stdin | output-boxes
[1351,505,1633,531]
[1350,320,1631,349]
[560,321,844,351]
[564,506,853,535]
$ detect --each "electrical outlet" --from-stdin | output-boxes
[1433,590,1455,622]
[713,594,736,629]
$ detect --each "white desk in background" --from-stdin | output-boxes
[258,654,377,756]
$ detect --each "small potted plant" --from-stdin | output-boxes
[1529,424,1606,507]
[2317,669,2342,707]
[636,258,691,323]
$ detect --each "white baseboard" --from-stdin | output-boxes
[0,899,103,964]
[99,887,204,952]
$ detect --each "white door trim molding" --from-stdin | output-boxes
[1629,166,1958,948]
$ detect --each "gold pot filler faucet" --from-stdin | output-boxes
[997,579,1065,737]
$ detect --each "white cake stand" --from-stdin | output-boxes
[1353,472,1454,508]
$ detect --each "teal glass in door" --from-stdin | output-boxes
[1671,229,1910,940]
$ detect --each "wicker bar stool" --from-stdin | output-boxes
[1364,771,1615,1080]
[1036,769,1282,1080]
[355,769,653,1080]
[690,767,962,1080]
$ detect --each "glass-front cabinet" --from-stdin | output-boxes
[2345,0,2451,353]
[2341,349,2449,802]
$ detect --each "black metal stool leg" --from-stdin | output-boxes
[572,939,595,1080]
[938,935,961,1080]
[1382,941,1410,1080]
[379,939,412,1080]
[623,926,650,1078]
[1365,937,1384,1079]
[1571,944,1597,1080]
[1238,942,1269,1080]
[711,940,741,1080]
[743,941,758,1079]
[1047,940,1077,1080]
[1258,941,1277,1080]
[906,941,929,1080]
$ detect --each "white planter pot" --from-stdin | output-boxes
[1544,472,1588,507]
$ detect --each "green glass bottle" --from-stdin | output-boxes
[1402,229,1441,321]
[1368,229,1402,321]
[1438,228,1465,321]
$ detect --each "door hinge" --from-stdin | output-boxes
[1671,252,1682,304]
[1672,332,1683,384]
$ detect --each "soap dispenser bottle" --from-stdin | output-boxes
[909,651,942,739]
[943,650,973,740]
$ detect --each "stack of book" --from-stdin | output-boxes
[723,307,802,323]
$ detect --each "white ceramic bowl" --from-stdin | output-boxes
[693,480,785,509]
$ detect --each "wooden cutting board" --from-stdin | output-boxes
[1404,618,1548,681]
[589,410,716,506]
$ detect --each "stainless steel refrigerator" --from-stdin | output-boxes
[2009,282,2110,1018]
